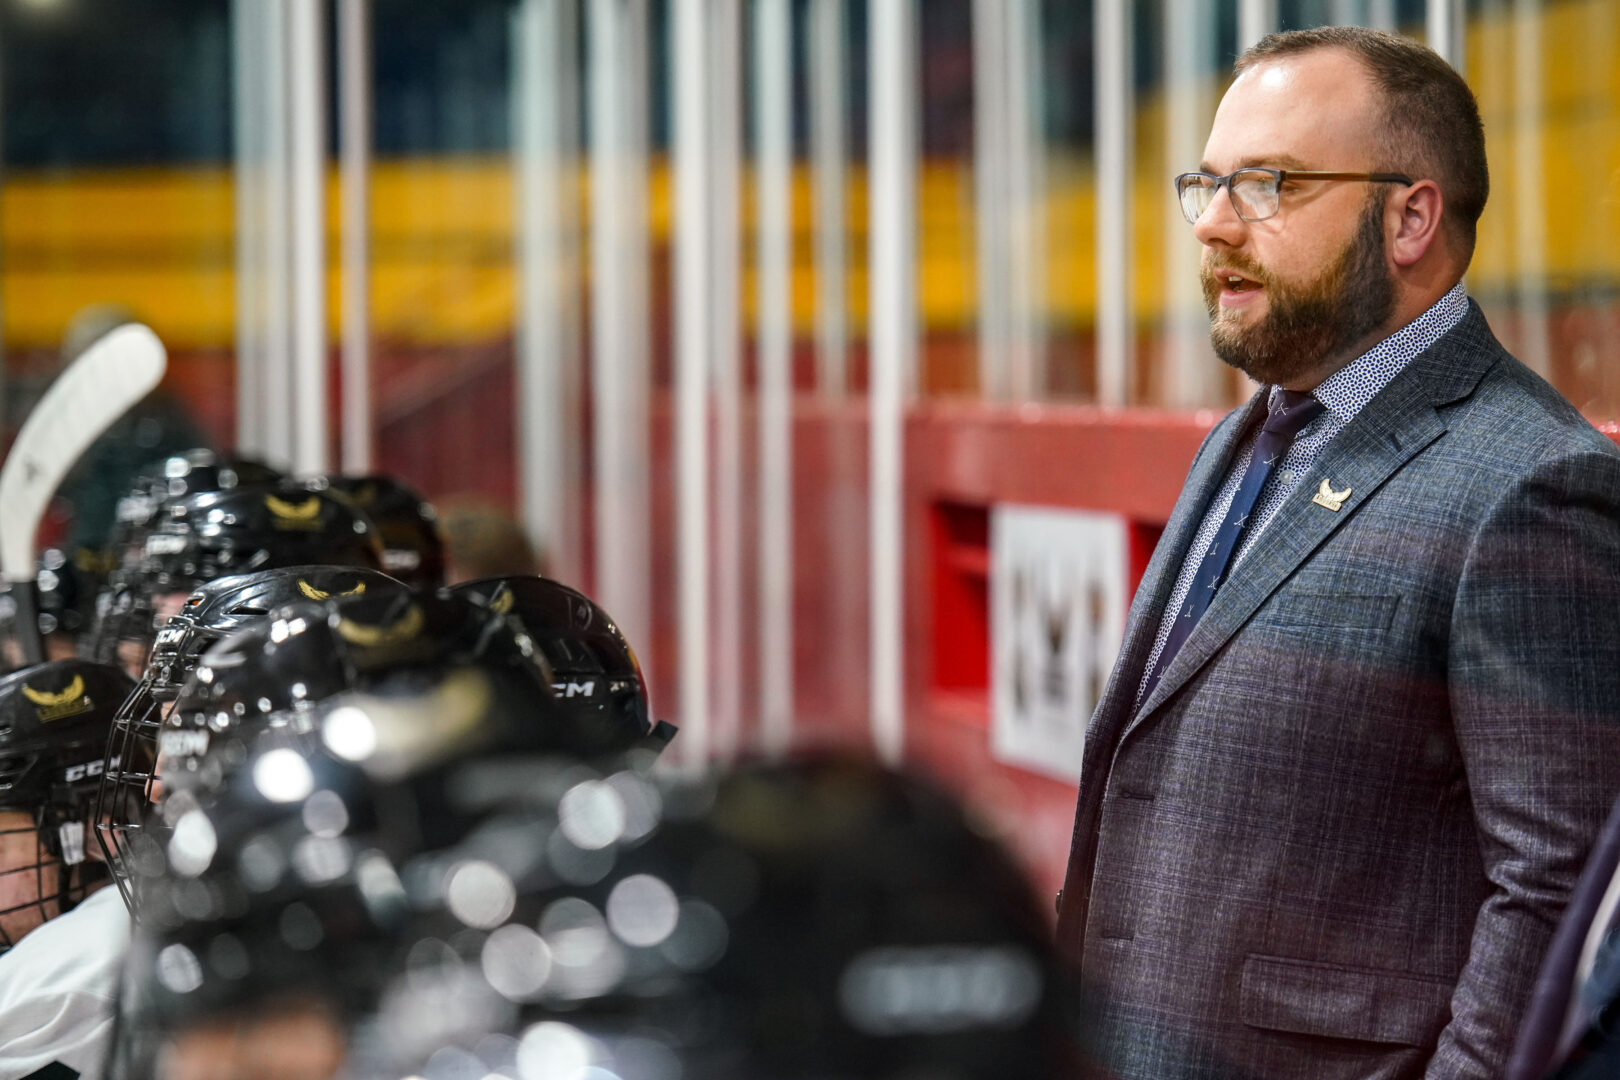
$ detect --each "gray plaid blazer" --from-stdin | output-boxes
[1056,302,1620,1080]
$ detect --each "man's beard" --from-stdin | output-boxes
[1201,196,1395,385]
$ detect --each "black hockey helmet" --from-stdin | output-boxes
[168,585,666,774]
[450,575,672,754]
[34,547,96,642]
[109,676,625,1076]
[89,482,385,670]
[93,566,412,893]
[314,473,446,590]
[0,659,135,951]
[103,449,285,569]
[200,756,1082,1080]
[129,483,384,591]
[97,587,595,914]
[145,566,408,699]
[0,547,104,672]
[162,589,547,762]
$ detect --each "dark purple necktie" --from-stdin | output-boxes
[1141,389,1325,702]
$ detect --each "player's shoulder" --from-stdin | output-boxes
[0,887,129,1013]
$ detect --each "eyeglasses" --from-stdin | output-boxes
[1174,167,1414,224]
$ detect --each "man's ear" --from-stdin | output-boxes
[1388,179,1445,268]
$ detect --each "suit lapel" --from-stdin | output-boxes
[1127,305,1501,732]
[1078,393,1266,775]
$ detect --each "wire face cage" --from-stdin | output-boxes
[0,800,100,950]
[93,642,179,914]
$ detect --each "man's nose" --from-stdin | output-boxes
[1191,183,1248,248]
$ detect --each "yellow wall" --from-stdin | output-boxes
[0,0,1613,353]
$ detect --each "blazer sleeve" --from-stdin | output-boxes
[1428,447,1620,1078]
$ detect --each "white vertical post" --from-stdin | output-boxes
[673,0,712,766]
[973,0,1009,400]
[338,0,371,473]
[868,0,916,766]
[808,0,848,397]
[1368,0,1396,30]
[1163,0,1215,408]
[512,0,585,588]
[975,0,1046,403]
[264,2,294,468]
[232,0,267,457]
[1511,0,1548,376]
[589,0,653,681]
[1238,0,1276,51]
[1095,0,1132,406]
[709,0,743,762]
[1427,0,1464,71]
[755,0,794,759]
[808,0,862,737]
[289,0,328,475]
[1004,0,1045,402]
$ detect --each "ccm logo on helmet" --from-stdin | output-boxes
[553,681,597,698]
[63,755,120,783]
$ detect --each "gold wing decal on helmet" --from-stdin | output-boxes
[22,674,86,708]
[265,494,322,521]
[299,580,367,602]
[490,588,515,615]
[335,604,425,647]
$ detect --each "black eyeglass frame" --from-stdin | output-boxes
[1174,167,1415,224]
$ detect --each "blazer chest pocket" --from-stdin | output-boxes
[1260,590,1400,631]
[1240,954,1453,1048]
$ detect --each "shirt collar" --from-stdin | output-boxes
[1270,281,1469,424]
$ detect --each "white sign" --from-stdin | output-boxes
[990,504,1129,783]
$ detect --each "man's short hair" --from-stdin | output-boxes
[1236,26,1488,263]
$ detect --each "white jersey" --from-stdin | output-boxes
[0,886,131,1080]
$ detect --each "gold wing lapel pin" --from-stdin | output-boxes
[1311,479,1353,512]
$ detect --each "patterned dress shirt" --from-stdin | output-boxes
[1137,281,1470,704]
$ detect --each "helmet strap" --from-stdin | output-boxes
[58,820,87,865]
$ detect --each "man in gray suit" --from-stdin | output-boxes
[1055,26,1620,1080]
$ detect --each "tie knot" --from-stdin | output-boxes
[1262,389,1325,438]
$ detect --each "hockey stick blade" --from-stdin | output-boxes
[0,322,167,583]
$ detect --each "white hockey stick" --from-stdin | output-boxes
[0,322,167,662]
